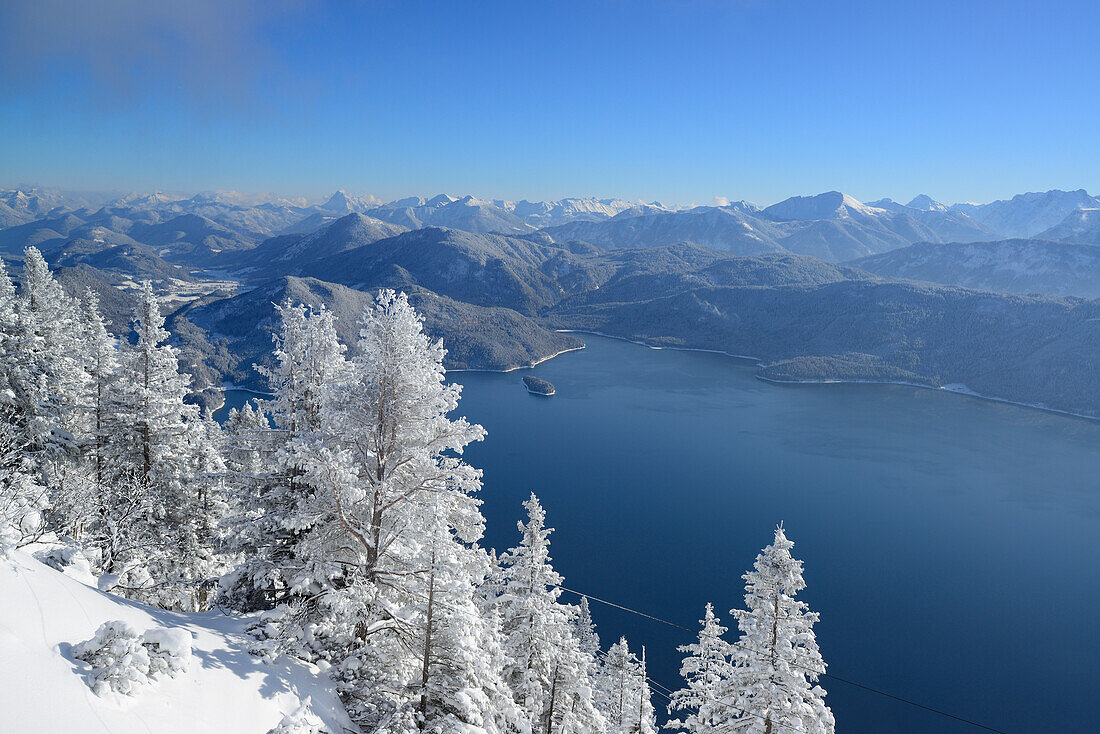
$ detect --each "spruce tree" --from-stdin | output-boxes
[13,248,87,448]
[496,494,606,733]
[11,249,97,541]
[108,282,226,610]
[268,289,517,732]
[0,258,19,396]
[719,525,834,734]
[667,603,735,733]
[80,289,121,494]
[599,637,657,734]
[0,404,48,556]
[0,260,46,554]
[223,301,349,610]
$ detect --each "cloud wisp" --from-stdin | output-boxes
[0,0,301,103]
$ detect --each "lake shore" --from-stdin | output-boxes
[757,375,1099,422]
[554,329,763,363]
[448,345,586,374]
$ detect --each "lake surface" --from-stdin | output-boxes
[225,334,1100,733]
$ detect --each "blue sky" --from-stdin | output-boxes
[1,0,1097,206]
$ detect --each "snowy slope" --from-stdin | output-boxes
[951,189,1100,238]
[0,551,355,734]
[905,194,948,212]
[848,238,1100,298]
[762,191,878,221]
[1035,207,1100,244]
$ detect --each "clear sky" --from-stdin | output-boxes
[1,0,1097,206]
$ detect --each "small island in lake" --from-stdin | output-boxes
[523,375,556,396]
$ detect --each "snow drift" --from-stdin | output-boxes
[0,551,355,734]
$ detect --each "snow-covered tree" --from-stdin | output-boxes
[0,258,19,396]
[6,249,95,539]
[80,289,122,493]
[0,260,48,555]
[667,603,735,733]
[223,301,349,610]
[575,596,601,663]
[11,247,90,455]
[257,300,349,447]
[719,525,834,734]
[267,289,518,732]
[599,637,657,734]
[47,289,123,541]
[496,493,606,733]
[298,289,486,586]
[219,400,277,607]
[0,404,48,556]
[107,282,226,610]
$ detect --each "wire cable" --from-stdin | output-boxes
[559,585,1014,734]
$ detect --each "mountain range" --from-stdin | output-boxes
[4,186,1100,415]
[4,187,1099,262]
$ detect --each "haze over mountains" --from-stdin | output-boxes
[3,185,1100,415]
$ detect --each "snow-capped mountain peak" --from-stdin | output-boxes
[906,194,947,212]
[321,190,354,212]
[762,191,874,221]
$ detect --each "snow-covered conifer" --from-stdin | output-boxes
[719,525,834,734]
[496,493,606,733]
[298,289,485,586]
[667,603,735,732]
[575,596,601,663]
[0,404,48,556]
[272,290,517,732]
[599,637,657,734]
[0,258,18,395]
[12,247,90,453]
[107,282,226,610]
[224,301,348,610]
[80,289,122,493]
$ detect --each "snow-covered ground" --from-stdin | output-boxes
[0,551,355,734]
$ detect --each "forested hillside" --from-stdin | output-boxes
[0,254,833,733]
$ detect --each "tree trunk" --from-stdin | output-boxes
[546,665,559,734]
[418,553,436,729]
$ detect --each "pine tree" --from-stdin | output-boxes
[570,593,606,730]
[107,282,226,610]
[270,289,516,732]
[9,249,99,543]
[80,289,121,494]
[599,637,657,734]
[223,301,349,610]
[495,494,606,733]
[0,403,48,556]
[719,525,834,734]
[0,260,46,555]
[300,289,486,584]
[220,400,274,606]
[667,603,735,733]
[0,258,19,397]
[575,596,601,663]
[47,288,125,543]
[12,247,90,455]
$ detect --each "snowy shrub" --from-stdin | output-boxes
[266,699,330,734]
[39,546,93,579]
[73,621,152,696]
[73,621,192,696]
[142,627,192,678]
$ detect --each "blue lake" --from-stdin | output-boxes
[224,334,1100,733]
